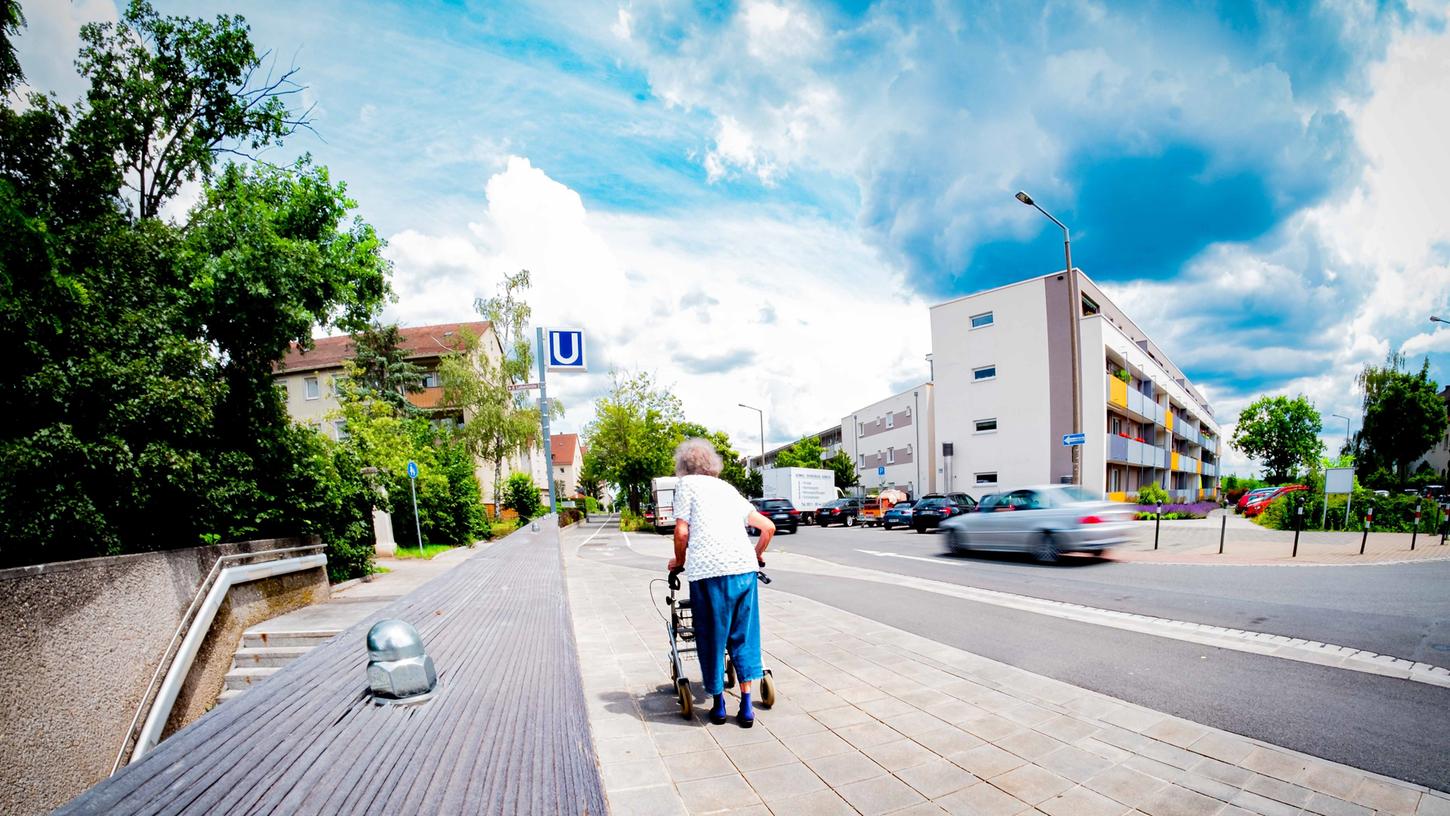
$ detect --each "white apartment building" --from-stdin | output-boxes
[930,270,1221,503]
[842,384,936,498]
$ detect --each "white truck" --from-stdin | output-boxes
[651,476,680,533]
[761,467,837,524]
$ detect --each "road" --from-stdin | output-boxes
[577,517,1450,791]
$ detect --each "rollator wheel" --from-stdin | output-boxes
[760,670,776,708]
[724,660,736,690]
[676,678,693,718]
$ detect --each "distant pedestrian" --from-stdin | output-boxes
[666,438,775,726]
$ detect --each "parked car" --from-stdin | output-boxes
[882,500,917,530]
[1235,487,1278,511]
[749,498,800,535]
[1242,485,1308,517]
[941,485,1133,562]
[912,493,978,533]
[817,497,866,527]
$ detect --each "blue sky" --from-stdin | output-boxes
[15,0,1450,473]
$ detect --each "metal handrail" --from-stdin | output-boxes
[110,543,326,774]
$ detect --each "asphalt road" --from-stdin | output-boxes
[773,523,1450,669]
[575,518,1450,791]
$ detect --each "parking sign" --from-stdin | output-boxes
[546,328,587,371]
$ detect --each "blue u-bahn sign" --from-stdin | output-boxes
[546,328,587,371]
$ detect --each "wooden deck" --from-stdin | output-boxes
[57,522,606,815]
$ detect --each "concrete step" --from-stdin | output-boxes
[241,630,338,649]
[216,688,245,705]
[224,666,279,690]
[229,645,312,669]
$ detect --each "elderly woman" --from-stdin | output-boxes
[666,437,776,727]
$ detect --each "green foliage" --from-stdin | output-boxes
[0,4,388,575]
[1360,356,1445,482]
[343,323,424,414]
[1230,395,1323,482]
[584,370,684,513]
[824,449,860,490]
[775,437,825,469]
[1135,483,1170,506]
[674,422,755,497]
[577,449,608,501]
[558,508,584,527]
[393,543,459,560]
[502,472,543,519]
[619,509,651,532]
[1256,489,1441,533]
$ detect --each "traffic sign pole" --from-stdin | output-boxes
[407,460,423,556]
[536,327,557,515]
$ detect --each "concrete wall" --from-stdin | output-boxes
[842,384,936,497]
[0,538,328,816]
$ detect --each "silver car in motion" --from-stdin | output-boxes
[939,485,1134,563]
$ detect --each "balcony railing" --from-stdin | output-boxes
[1108,435,1168,468]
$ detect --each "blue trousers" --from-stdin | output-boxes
[689,572,762,695]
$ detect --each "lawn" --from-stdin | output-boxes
[393,543,460,560]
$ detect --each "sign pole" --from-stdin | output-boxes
[408,460,423,556]
[536,327,558,515]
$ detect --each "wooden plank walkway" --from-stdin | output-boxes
[56,521,606,815]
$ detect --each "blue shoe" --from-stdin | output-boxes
[737,691,755,728]
[709,694,728,725]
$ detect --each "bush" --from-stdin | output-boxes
[1135,484,1170,506]
[502,472,543,519]
[619,509,651,532]
[558,508,584,527]
[1256,489,1442,532]
[1133,501,1215,520]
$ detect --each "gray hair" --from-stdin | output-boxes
[674,437,724,477]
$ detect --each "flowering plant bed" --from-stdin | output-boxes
[1133,501,1217,520]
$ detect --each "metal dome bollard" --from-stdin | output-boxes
[366,619,437,704]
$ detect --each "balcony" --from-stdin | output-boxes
[1107,375,1128,409]
[1108,435,1168,468]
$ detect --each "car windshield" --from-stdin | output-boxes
[893,501,915,510]
[1053,486,1100,504]
[758,499,793,510]
[824,500,847,508]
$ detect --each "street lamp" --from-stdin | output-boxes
[738,403,765,497]
[1432,315,1448,323]
[1330,413,1352,455]
[1016,190,1082,486]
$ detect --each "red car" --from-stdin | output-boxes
[1242,485,1307,517]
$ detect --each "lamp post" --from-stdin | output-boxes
[1330,413,1351,454]
[1432,315,1448,324]
[739,403,765,498]
[1016,190,1081,486]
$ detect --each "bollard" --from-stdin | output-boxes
[1360,508,1372,555]
[1218,514,1226,555]
[1154,503,1162,550]
[1292,501,1303,558]
[1412,507,1420,551]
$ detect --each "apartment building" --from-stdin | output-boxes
[746,425,843,470]
[842,384,936,498]
[550,433,585,498]
[273,321,534,506]
[930,270,1221,502]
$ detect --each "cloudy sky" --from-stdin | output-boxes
[15,0,1450,476]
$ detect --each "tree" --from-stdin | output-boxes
[823,449,859,490]
[577,448,607,501]
[346,323,424,414]
[1230,395,1323,482]
[502,472,542,519]
[584,370,683,513]
[775,437,825,469]
[674,422,756,497]
[442,270,557,510]
[1362,363,1445,482]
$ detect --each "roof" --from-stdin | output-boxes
[551,433,580,466]
[273,321,493,374]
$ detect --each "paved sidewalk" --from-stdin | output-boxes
[566,523,1448,815]
[1114,514,1450,565]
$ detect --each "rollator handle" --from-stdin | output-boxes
[667,566,684,590]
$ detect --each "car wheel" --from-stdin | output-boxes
[1034,532,1061,564]
[788,525,798,534]
[845,515,856,527]
[883,523,893,530]
[914,523,924,534]
[948,529,969,552]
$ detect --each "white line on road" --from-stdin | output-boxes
[843,549,1450,689]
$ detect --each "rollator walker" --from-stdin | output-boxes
[661,565,777,718]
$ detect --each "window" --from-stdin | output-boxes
[975,472,998,485]
[972,365,996,381]
[857,422,864,436]
[1109,470,1121,492]
[421,371,440,388]
[885,412,894,428]
[1110,416,1122,435]
[857,454,863,467]
[304,377,320,400]
[333,419,349,441]
[887,447,896,464]
[1081,295,1100,316]
[974,418,997,433]
[970,311,994,329]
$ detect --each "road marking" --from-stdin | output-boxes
[841,549,1450,689]
[580,518,612,547]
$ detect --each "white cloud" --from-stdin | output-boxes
[381,156,931,449]
[10,0,116,102]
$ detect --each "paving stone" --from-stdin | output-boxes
[895,757,979,799]
[884,709,953,738]
[1227,789,1300,816]
[835,720,903,750]
[1035,744,1114,783]
[662,748,737,782]
[765,789,858,816]
[741,761,827,803]
[711,721,777,749]
[935,781,1034,816]
[1136,783,1225,816]
[1188,756,1254,788]
[654,729,719,756]
[762,713,828,737]
[602,756,673,792]
[676,774,763,814]
[861,738,937,771]
[1036,714,1102,744]
[805,751,889,787]
[961,713,1024,742]
[857,694,916,717]
[1036,785,1133,816]
[727,738,797,772]
[889,804,950,815]
[913,726,986,758]
[813,705,873,729]
[598,735,663,764]
[779,728,855,760]
[949,743,1029,779]
[606,783,689,816]
[837,684,892,704]
[835,773,928,816]
[1304,792,1373,816]
[1349,776,1422,814]
[1297,761,1363,800]
[991,764,1075,805]
[997,729,1068,761]
[1241,773,1313,809]
[1239,747,1310,783]
[1417,793,1450,816]
[1187,731,1255,766]
[1141,718,1210,749]
[1122,755,1189,785]
[1083,765,1170,808]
